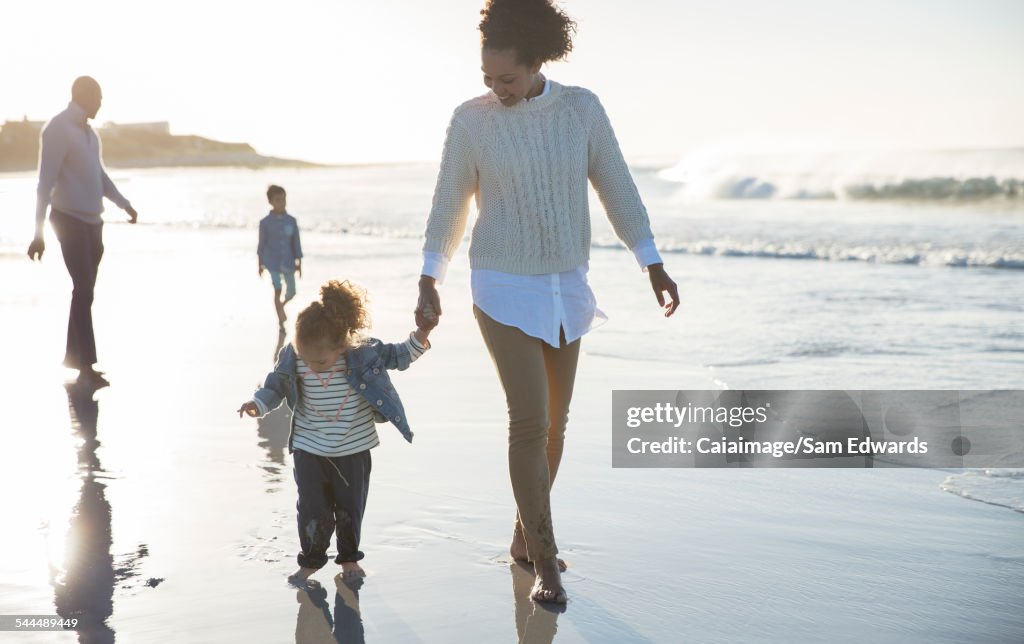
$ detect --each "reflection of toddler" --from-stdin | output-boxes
[257,184,303,326]
[237,280,435,586]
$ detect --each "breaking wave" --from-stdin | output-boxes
[941,469,1024,514]
[592,239,1024,270]
[659,147,1024,202]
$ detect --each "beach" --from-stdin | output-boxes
[1,165,1022,643]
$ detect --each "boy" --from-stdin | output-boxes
[258,185,303,326]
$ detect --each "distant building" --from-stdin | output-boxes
[100,121,171,135]
[0,117,45,145]
[1,118,310,171]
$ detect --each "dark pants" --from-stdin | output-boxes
[293,448,372,570]
[50,209,103,370]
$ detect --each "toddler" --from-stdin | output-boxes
[238,279,434,586]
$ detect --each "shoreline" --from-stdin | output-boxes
[0,179,1020,642]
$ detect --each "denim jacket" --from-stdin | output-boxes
[252,338,419,452]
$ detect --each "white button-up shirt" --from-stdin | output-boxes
[422,78,663,348]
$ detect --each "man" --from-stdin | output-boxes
[27,76,139,387]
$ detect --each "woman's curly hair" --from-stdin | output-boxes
[479,0,577,65]
[295,280,370,349]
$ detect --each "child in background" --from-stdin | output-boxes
[258,185,303,326]
[237,280,435,587]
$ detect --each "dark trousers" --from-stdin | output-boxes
[50,209,104,370]
[293,448,372,570]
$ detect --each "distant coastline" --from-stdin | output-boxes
[0,119,321,172]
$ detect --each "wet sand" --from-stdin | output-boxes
[1,225,1022,643]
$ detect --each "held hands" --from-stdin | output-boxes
[237,401,259,418]
[415,276,442,331]
[647,263,680,317]
[414,305,438,346]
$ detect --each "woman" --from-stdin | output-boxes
[416,0,679,604]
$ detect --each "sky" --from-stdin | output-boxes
[2,0,1023,164]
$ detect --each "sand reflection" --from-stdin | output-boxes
[294,574,365,643]
[510,562,562,643]
[49,383,146,642]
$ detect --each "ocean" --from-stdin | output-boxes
[1,153,1022,641]
[1,154,1021,516]
[2,158,1024,479]
[4,152,1019,391]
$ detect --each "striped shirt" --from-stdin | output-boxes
[292,333,428,457]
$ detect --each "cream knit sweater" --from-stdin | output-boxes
[423,80,654,275]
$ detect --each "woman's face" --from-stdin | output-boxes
[482,48,543,107]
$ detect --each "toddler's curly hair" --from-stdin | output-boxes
[295,280,370,349]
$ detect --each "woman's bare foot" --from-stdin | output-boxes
[288,566,320,589]
[530,557,567,604]
[340,561,366,578]
[511,521,567,572]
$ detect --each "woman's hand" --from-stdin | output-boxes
[237,401,259,418]
[416,275,442,329]
[647,263,680,317]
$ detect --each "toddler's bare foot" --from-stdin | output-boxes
[511,521,567,572]
[340,561,366,578]
[530,557,567,604]
[287,567,320,589]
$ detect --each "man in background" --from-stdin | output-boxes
[27,76,139,388]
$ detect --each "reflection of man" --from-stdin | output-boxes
[27,76,139,387]
[55,382,115,642]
